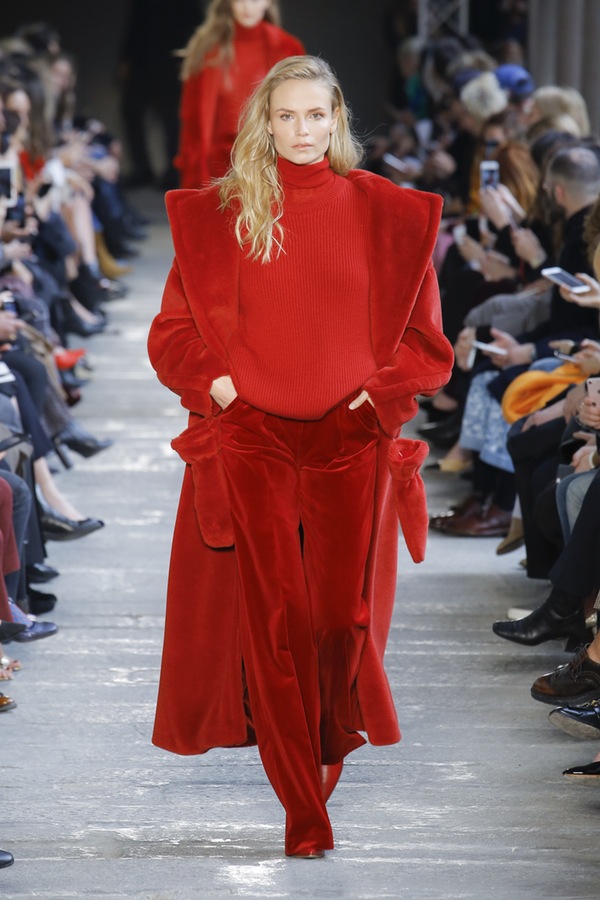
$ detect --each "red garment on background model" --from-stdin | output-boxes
[175,22,305,187]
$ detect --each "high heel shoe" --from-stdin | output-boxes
[62,306,105,338]
[51,438,73,469]
[562,760,600,779]
[36,493,104,542]
[53,423,113,458]
[68,263,108,313]
[40,507,104,542]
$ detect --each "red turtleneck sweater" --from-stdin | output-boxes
[209,22,272,178]
[228,157,376,419]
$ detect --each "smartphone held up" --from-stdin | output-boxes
[480,160,500,189]
[541,267,590,294]
[0,164,17,208]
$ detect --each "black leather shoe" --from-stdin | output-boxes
[0,621,26,642]
[549,704,600,740]
[27,588,57,615]
[54,425,113,459]
[12,620,58,642]
[531,646,600,706]
[0,849,14,867]
[26,563,59,584]
[493,599,585,646]
[41,508,104,542]
[563,761,600,779]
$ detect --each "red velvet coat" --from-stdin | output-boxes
[175,23,305,187]
[148,171,453,755]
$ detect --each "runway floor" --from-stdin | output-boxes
[2,190,599,898]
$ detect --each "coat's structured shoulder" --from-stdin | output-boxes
[148,173,453,755]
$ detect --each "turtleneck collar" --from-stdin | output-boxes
[277,156,339,208]
[234,20,267,41]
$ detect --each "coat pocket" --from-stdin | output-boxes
[171,416,234,548]
[387,437,430,563]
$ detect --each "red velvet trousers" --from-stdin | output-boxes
[220,396,378,855]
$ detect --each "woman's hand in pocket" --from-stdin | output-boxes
[348,390,374,410]
[210,375,238,410]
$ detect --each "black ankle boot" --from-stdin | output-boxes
[492,589,584,646]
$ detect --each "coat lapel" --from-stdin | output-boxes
[165,188,239,359]
[349,173,442,363]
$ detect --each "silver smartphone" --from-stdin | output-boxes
[541,267,590,293]
[472,339,508,356]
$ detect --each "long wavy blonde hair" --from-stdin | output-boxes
[219,56,363,262]
[179,0,281,80]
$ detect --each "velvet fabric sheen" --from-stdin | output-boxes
[220,396,378,853]
[148,170,453,763]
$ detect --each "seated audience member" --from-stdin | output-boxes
[525,85,591,141]
[429,146,600,537]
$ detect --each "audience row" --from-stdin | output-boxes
[379,30,600,783]
[0,22,147,712]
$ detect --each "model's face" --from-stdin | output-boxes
[267,79,339,166]
[231,0,270,29]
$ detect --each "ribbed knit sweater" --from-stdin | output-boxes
[228,156,377,419]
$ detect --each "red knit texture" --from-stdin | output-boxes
[209,22,275,178]
[229,157,377,418]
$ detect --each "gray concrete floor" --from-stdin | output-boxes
[2,191,599,899]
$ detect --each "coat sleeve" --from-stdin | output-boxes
[364,263,454,436]
[147,259,229,417]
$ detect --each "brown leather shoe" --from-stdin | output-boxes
[441,502,511,537]
[531,646,600,706]
[0,693,16,712]
[429,494,481,531]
